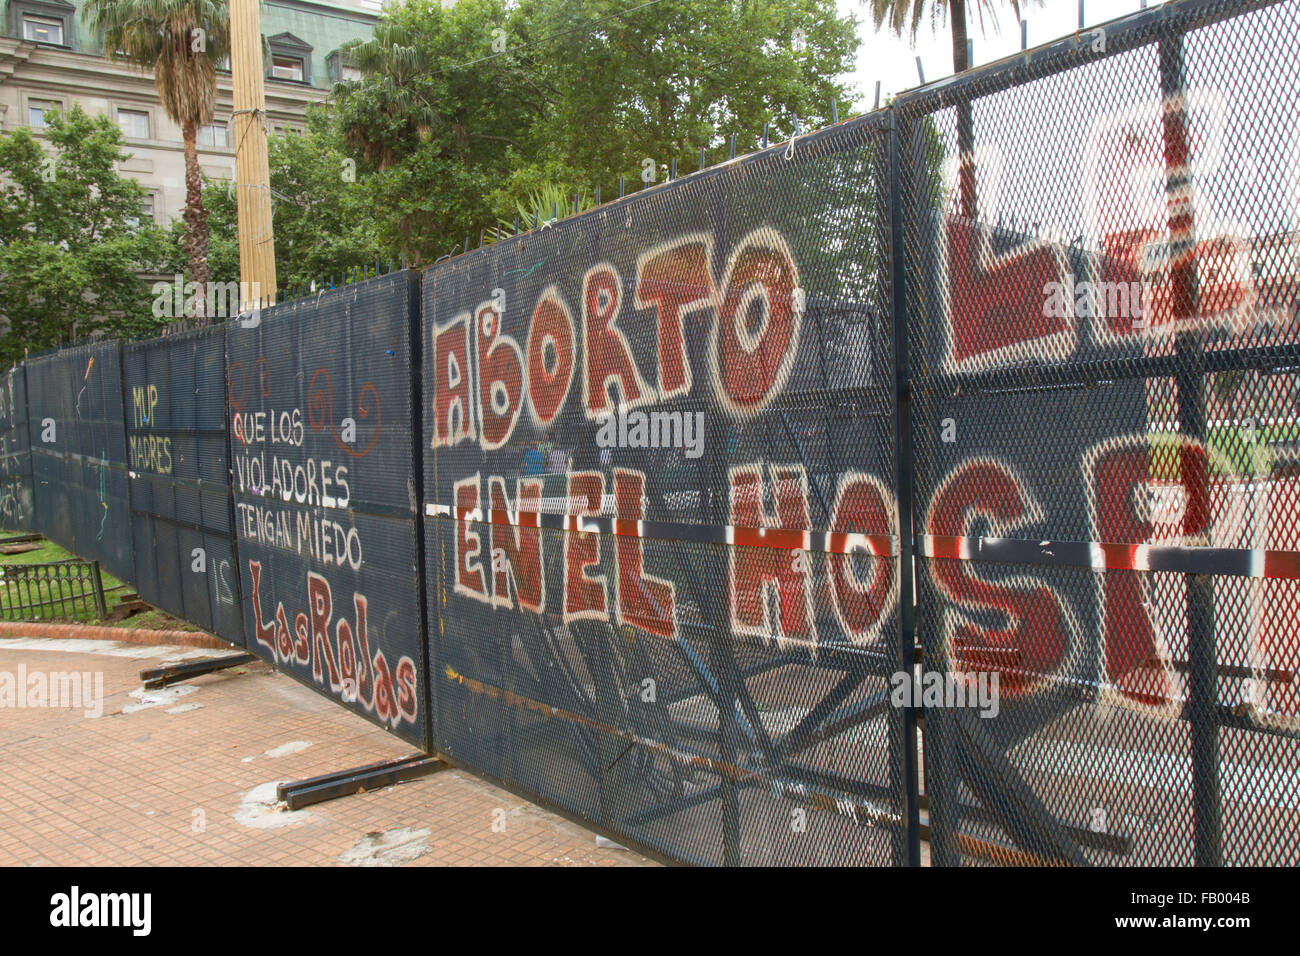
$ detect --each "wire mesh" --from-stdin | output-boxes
[0,0,1294,871]
[24,341,134,583]
[0,366,34,532]
[124,326,244,644]
[227,272,428,749]
[423,111,908,865]
[897,0,1300,866]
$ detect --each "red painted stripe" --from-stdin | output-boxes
[437,507,897,556]
[1265,549,1300,581]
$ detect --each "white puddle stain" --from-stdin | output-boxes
[122,685,197,714]
[263,740,312,758]
[337,827,430,867]
[233,781,312,830]
[240,740,313,762]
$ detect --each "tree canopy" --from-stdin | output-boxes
[244,0,864,269]
[0,106,170,365]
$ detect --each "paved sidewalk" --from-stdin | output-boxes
[0,638,657,867]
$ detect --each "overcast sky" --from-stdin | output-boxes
[837,0,1161,109]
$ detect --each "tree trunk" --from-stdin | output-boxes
[951,0,970,72]
[951,0,977,219]
[182,119,210,322]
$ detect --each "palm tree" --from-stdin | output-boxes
[868,0,1034,217]
[83,1,232,317]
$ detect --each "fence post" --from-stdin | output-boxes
[1159,21,1220,867]
[408,267,435,756]
[887,108,924,867]
[115,339,138,589]
[89,560,107,619]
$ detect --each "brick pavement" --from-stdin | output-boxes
[0,637,657,867]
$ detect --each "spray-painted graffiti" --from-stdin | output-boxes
[430,223,906,651]
[938,88,1299,375]
[128,384,173,475]
[230,274,426,747]
[247,561,419,729]
[914,439,1299,730]
[431,227,804,451]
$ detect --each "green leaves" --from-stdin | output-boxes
[323,0,859,265]
[0,107,170,363]
[200,109,386,291]
[82,0,231,127]
[200,0,868,281]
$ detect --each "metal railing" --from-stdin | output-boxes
[0,559,107,622]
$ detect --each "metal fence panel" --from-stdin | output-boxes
[125,326,244,644]
[25,341,134,583]
[423,113,909,864]
[228,273,428,749]
[898,0,1300,866]
[0,366,34,532]
[3,0,1295,871]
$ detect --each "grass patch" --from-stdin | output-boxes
[0,531,197,630]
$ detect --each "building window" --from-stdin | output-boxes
[117,108,150,140]
[125,193,155,230]
[22,14,63,44]
[28,99,62,128]
[128,193,156,229]
[271,55,305,82]
[11,1,75,49]
[327,50,362,84]
[198,122,228,147]
[267,33,313,85]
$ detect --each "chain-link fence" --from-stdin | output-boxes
[227,272,428,749]
[2,0,1296,868]
[897,0,1300,866]
[423,111,910,865]
[124,326,244,644]
[0,366,34,532]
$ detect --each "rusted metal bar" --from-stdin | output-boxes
[276,754,447,810]
[139,653,257,690]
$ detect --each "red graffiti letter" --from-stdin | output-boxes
[1087,437,1213,709]
[432,313,474,446]
[713,229,801,413]
[453,475,489,601]
[634,235,715,399]
[476,302,523,450]
[583,263,652,416]
[925,459,1072,694]
[945,219,1070,370]
[488,476,545,612]
[729,463,814,644]
[564,472,608,621]
[307,572,341,690]
[526,287,576,427]
[614,469,675,637]
[828,473,898,643]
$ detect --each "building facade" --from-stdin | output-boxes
[0,0,380,225]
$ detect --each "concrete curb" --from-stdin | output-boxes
[0,620,233,650]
